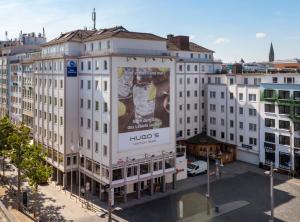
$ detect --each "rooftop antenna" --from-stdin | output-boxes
[92,8,96,30]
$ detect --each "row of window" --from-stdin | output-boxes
[35,78,63,89]
[80,60,108,71]
[80,99,108,112]
[265,132,300,147]
[80,79,108,91]
[209,129,257,146]
[35,95,64,107]
[265,104,300,115]
[79,137,108,156]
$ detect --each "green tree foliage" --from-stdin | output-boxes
[22,143,51,216]
[0,116,15,179]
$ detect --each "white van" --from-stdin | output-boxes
[187,160,207,176]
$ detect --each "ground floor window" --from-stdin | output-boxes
[265,149,275,164]
[279,152,290,170]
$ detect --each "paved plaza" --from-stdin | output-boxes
[1,161,300,221]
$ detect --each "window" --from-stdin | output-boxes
[249,123,257,131]
[87,100,91,109]
[230,120,234,128]
[187,65,190,71]
[239,122,243,129]
[179,78,183,84]
[272,77,278,83]
[95,101,99,111]
[210,104,216,111]
[264,90,275,98]
[187,117,190,124]
[194,103,198,110]
[59,99,64,107]
[187,129,191,136]
[210,130,216,137]
[239,135,243,143]
[60,136,63,145]
[95,60,99,70]
[249,137,257,145]
[80,80,83,89]
[230,93,234,99]
[221,132,225,139]
[244,78,248,85]
[279,120,290,130]
[88,61,91,70]
[265,118,275,127]
[95,142,99,153]
[221,92,224,99]
[87,119,91,129]
[187,78,190,84]
[104,81,108,91]
[210,91,216,98]
[179,92,183,97]
[194,116,198,122]
[279,135,290,145]
[190,53,193,58]
[230,106,234,114]
[179,65,183,71]
[278,105,290,114]
[95,121,99,131]
[60,117,63,125]
[60,80,63,88]
[187,91,190,97]
[104,123,108,133]
[239,93,243,101]
[229,78,234,85]
[80,99,83,108]
[249,108,256,116]
[239,107,243,115]
[194,91,198,97]
[294,91,300,100]
[279,152,290,169]
[80,117,83,127]
[284,77,295,84]
[295,138,300,148]
[249,94,256,101]
[265,133,275,143]
[104,60,108,70]
[221,105,225,113]
[265,104,275,113]
[230,133,234,141]
[88,80,91,90]
[194,78,198,84]
[278,90,290,100]
[187,104,190,110]
[104,102,108,112]
[221,118,225,126]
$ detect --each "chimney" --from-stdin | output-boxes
[168,35,190,50]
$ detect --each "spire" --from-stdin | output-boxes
[269,42,274,62]
[43,27,45,38]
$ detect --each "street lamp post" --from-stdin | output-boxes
[270,162,274,222]
[206,148,210,216]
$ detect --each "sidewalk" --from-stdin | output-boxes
[1,161,126,222]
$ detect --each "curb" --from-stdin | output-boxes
[0,200,18,222]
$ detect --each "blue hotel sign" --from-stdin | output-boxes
[67,60,77,77]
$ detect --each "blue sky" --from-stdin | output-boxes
[0,0,299,62]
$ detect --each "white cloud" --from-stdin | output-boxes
[214,37,230,44]
[256,32,266,39]
[190,35,196,40]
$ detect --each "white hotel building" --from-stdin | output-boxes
[31,26,223,203]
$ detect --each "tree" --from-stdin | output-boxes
[22,143,51,217]
[8,124,30,210]
[0,116,14,181]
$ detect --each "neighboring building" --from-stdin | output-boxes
[169,35,222,140]
[260,83,300,173]
[273,59,300,70]
[205,73,300,173]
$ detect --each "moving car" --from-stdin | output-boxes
[187,160,207,176]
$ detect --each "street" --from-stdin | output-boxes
[116,162,300,222]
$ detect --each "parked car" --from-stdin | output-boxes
[187,160,207,176]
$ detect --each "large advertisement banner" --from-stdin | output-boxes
[118,67,170,150]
